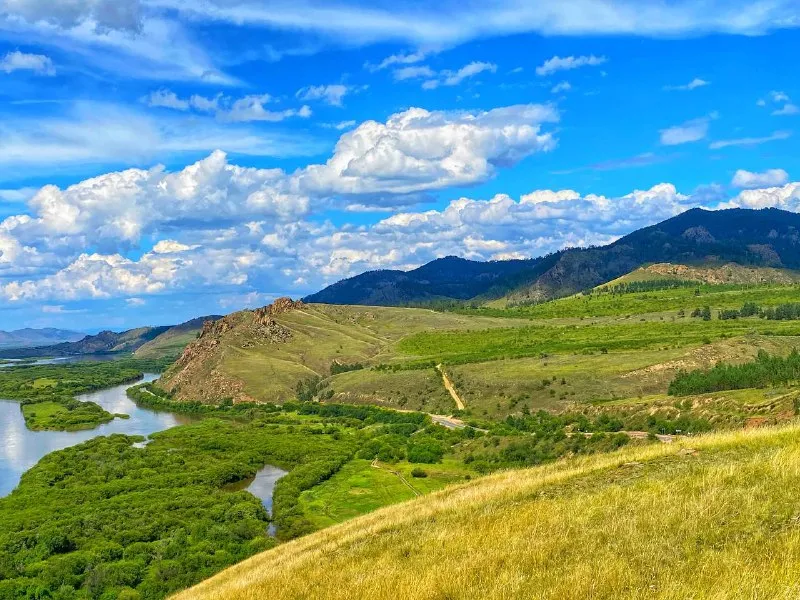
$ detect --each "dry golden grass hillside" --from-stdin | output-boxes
[174,422,800,600]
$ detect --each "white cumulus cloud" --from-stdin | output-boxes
[0,50,55,75]
[0,103,560,294]
[290,104,559,195]
[731,169,789,189]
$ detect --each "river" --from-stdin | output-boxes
[0,355,119,368]
[0,375,286,519]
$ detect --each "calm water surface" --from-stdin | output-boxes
[0,374,196,497]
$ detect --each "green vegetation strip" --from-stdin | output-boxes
[0,360,168,431]
[394,319,800,368]
[463,283,800,319]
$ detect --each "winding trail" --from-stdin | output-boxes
[437,364,465,411]
[370,458,421,496]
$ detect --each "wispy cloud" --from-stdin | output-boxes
[773,103,799,116]
[322,120,357,131]
[552,152,674,175]
[660,114,716,146]
[663,77,710,91]
[365,50,427,72]
[0,187,38,203]
[0,101,324,175]
[710,130,791,149]
[393,65,436,81]
[144,89,190,110]
[142,90,312,122]
[415,61,497,89]
[536,55,607,76]
[224,97,312,123]
[296,84,364,107]
[148,0,800,45]
[757,90,799,116]
[0,16,237,84]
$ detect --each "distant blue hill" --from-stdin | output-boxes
[0,328,84,349]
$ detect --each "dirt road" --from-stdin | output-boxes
[436,364,465,411]
[370,458,420,496]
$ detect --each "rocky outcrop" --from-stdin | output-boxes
[641,262,799,285]
[681,226,716,244]
[161,298,305,404]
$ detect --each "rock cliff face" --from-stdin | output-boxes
[160,298,305,404]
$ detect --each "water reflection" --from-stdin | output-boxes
[225,465,287,535]
[0,374,197,497]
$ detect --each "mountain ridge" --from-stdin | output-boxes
[305,207,800,307]
[304,255,541,306]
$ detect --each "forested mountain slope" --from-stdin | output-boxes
[306,208,800,307]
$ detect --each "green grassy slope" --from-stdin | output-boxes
[159,301,531,404]
[159,279,800,420]
[174,422,800,600]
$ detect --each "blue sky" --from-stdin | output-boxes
[0,0,798,332]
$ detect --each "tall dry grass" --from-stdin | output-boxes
[174,424,800,599]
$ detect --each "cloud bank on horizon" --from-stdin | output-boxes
[0,0,798,328]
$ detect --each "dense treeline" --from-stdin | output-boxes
[329,361,365,375]
[596,279,700,295]
[127,383,281,417]
[0,361,145,401]
[669,350,800,395]
[287,401,429,426]
[127,384,430,430]
[0,418,357,599]
[713,302,800,321]
[761,303,800,320]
